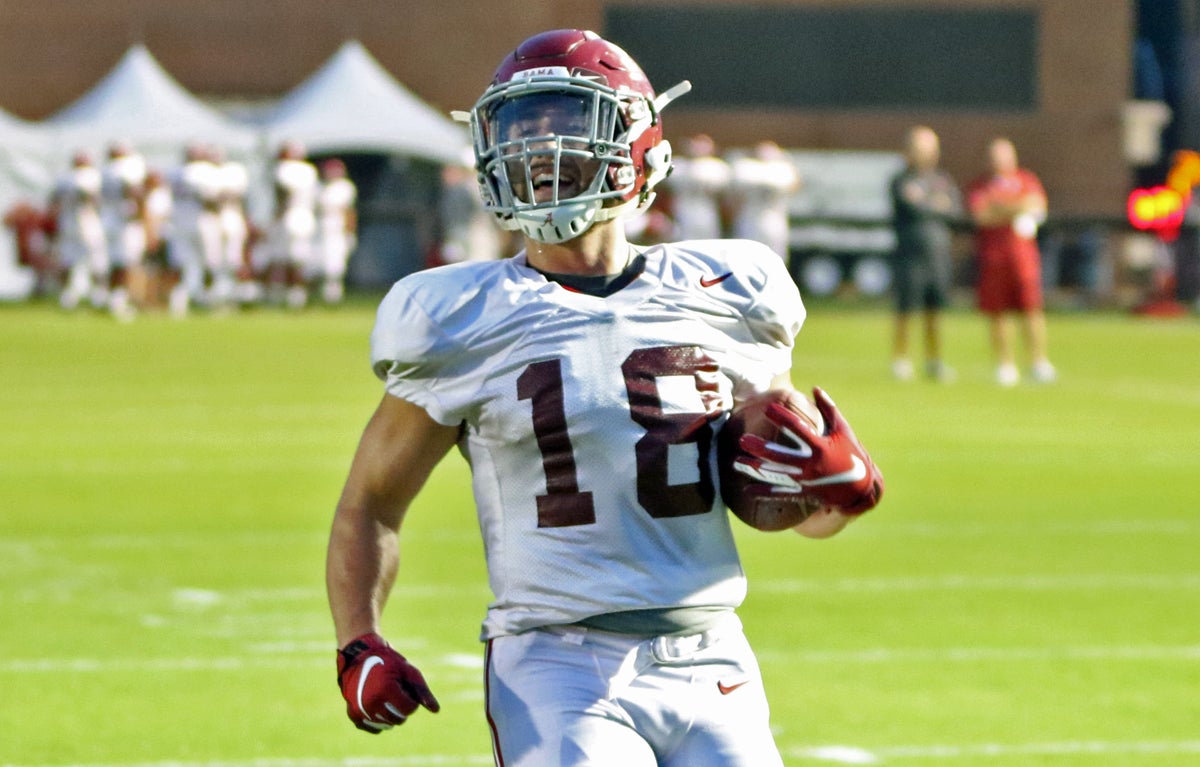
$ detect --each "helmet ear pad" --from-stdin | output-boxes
[641,138,673,200]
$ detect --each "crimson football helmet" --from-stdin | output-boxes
[462,29,690,244]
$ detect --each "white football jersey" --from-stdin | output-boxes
[371,239,805,639]
[215,161,249,207]
[318,177,356,234]
[731,156,799,257]
[170,160,221,227]
[55,166,104,241]
[100,153,147,225]
[275,159,319,213]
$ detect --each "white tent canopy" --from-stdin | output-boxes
[261,40,468,165]
[46,44,258,169]
[0,106,52,151]
[0,106,55,203]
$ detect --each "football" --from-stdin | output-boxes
[716,388,826,531]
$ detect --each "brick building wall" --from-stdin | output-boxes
[0,0,1133,216]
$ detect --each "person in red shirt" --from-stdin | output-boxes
[4,202,58,295]
[967,138,1056,386]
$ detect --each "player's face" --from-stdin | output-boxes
[487,92,604,204]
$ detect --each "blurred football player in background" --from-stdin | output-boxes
[434,157,506,267]
[142,169,172,264]
[211,146,250,309]
[100,140,147,320]
[167,142,221,317]
[888,126,962,382]
[666,133,731,240]
[313,158,357,304]
[4,201,58,297]
[266,139,318,309]
[729,140,801,262]
[968,137,1056,386]
[51,150,108,311]
[326,29,882,766]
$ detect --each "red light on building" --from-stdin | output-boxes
[1127,186,1187,235]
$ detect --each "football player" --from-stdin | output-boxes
[729,140,801,262]
[100,140,148,320]
[666,133,733,241]
[52,150,108,312]
[313,158,357,304]
[211,146,250,309]
[266,139,318,308]
[326,29,881,766]
[167,143,222,317]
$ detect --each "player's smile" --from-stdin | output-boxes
[530,163,570,200]
[524,156,592,203]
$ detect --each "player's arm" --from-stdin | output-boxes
[326,393,459,732]
[327,393,457,641]
[757,372,856,539]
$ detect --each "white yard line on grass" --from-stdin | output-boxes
[172,574,1200,599]
[4,573,1197,606]
[756,643,1200,664]
[0,584,490,605]
[756,573,1200,593]
[8,741,1200,767]
[1,759,494,767]
[788,739,1200,762]
[0,529,481,549]
[2,644,1197,674]
[1,519,1195,553]
[852,519,1200,538]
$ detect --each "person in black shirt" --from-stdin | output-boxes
[889,126,962,382]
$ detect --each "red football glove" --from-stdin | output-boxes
[336,633,440,733]
[734,387,884,515]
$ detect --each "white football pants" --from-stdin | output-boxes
[485,614,784,767]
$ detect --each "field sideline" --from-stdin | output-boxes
[1,299,1197,767]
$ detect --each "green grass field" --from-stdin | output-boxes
[2,299,1198,766]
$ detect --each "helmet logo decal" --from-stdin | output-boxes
[511,66,571,81]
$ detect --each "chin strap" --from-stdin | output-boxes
[595,195,645,223]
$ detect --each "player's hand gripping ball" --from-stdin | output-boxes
[717,387,884,530]
[717,389,827,530]
[336,633,440,733]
